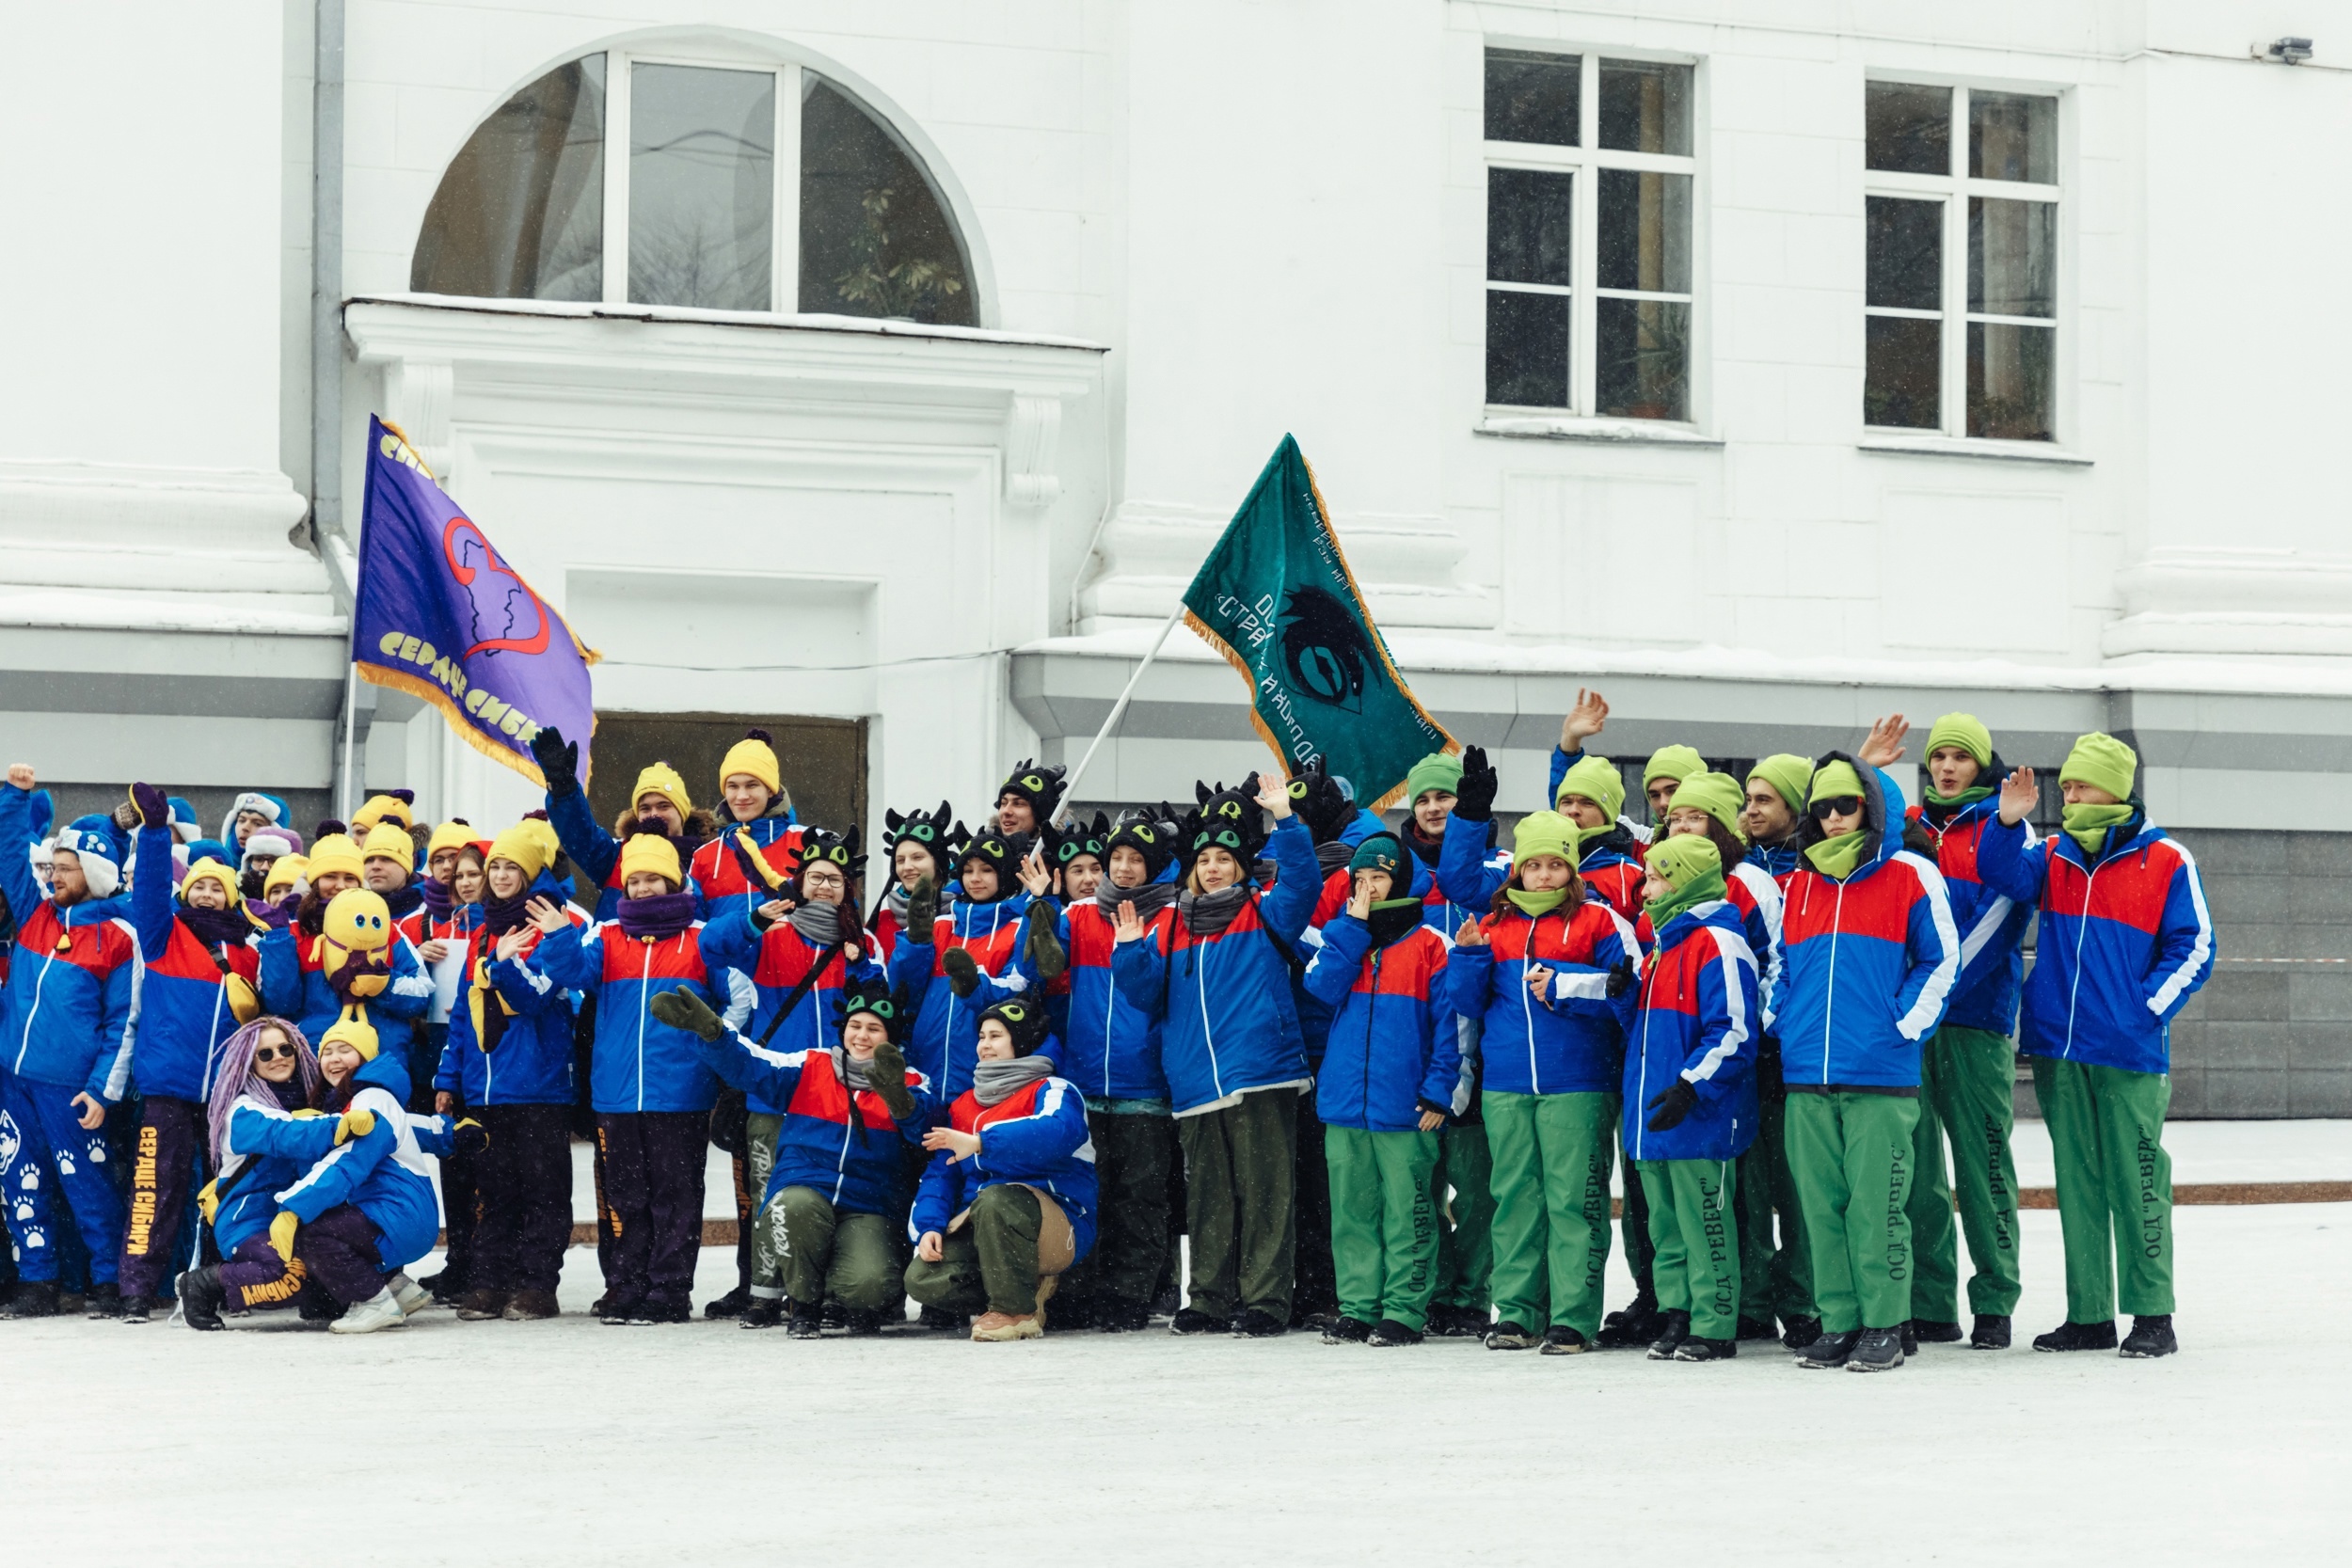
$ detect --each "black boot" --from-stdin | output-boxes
[1673,1336,1738,1362]
[738,1297,785,1330]
[1735,1315,1780,1342]
[1597,1292,1661,1349]
[2032,1319,2118,1353]
[1909,1318,1963,1343]
[119,1294,157,1324]
[703,1284,751,1320]
[1970,1313,2012,1350]
[842,1307,883,1337]
[0,1281,60,1320]
[1321,1316,1373,1345]
[1847,1326,1906,1372]
[1899,1322,1919,1357]
[83,1283,123,1320]
[1095,1297,1152,1333]
[1231,1307,1288,1338]
[919,1304,967,1332]
[783,1300,824,1339]
[1367,1318,1423,1347]
[2120,1314,2177,1358]
[1645,1308,1692,1361]
[421,1269,465,1306]
[1794,1328,1861,1369]
[1779,1314,1822,1352]
[177,1268,230,1331]
[1538,1324,1591,1356]
[1168,1307,1224,1336]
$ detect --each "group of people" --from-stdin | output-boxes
[0,694,2213,1367]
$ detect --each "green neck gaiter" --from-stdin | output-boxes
[2062,801,2137,859]
[1574,821,1619,854]
[1506,886,1568,917]
[1644,867,1726,929]
[1924,783,1994,809]
[1804,830,1869,880]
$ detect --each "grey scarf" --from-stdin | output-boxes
[832,1045,872,1092]
[789,901,847,945]
[1096,879,1177,921]
[972,1053,1056,1106]
[1178,883,1251,938]
[882,883,912,926]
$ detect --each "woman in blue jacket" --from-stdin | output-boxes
[1302,834,1457,1348]
[1111,774,1318,1338]
[1624,834,1761,1365]
[178,1016,323,1328]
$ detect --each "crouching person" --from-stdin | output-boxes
[904,999,1098,1342]
[652,979,934,1336]
[180,1017,324,1328]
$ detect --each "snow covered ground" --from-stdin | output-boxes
[5,1198,2348,1564]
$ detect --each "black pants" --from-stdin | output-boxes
[1061,1109,1174,1308]
[117,1094,205,1299]
[472,1104,574,1294]
[1292,1090,1338,1317]
[440,1089,482,1288]
[595,1111,707,1311]
[294,1204,385,1306]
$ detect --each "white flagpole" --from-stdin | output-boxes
[1055,598,1186,825]
[340,663,358,820]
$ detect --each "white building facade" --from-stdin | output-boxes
[4,3,2347,1105]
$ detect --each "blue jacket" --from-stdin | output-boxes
[273,1053,440,1271]
[435,915,578,1107]
[1746,840,1804,879]
[215,1093,336,1254]
[1109,816,1320,1116]
[1053,896,1168,1101]
[126,822,260,1102]
[910,1071,1098,1262]
[1437,813,1514,917]
[257,919,434,1075]
[1915,796,2035,1036]
[1303,915,1459,1132]
[885,892,1037,1101]
[1977,809,2215,1074]
[533,918,751,1114]
[0,784,139,1098]
[693,1029,935,1216]
[1624,902,1761,1162]
[699,895,882,1115]
[542,787,712,923]
[1444,896,1637,1097]
[1776,756,1960,1092]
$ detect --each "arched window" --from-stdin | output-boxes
[412,50,976,326]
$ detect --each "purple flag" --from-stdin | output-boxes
[352,417,597,787]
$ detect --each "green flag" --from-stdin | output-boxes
[1181,435,1454,809]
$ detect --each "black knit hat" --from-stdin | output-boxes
[1184,775,1267,869]
[957,828,1030,897]
[796,824,862,885]
[883,800,953,861]
[977,996,1051,1057]
[995,759,1068,822]
[1104,808,1178,881]
[1286,755,1358,846]
[1042,811,1110,873]
[835,977,908,1043]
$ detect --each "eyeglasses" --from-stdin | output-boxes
[254,1044,296,1063]
[1809,797,1864,821]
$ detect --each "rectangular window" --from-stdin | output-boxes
[1485,50,1695,420]
[1864,80,2058,441]
[628,62,776,311]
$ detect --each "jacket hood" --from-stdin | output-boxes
[1795,749,1906,879]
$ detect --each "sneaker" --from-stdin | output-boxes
[1597,1294,1662,1349]
[1231,1307,1289,1338]
[1736,1315,1780,1342]
[1168,1307,1225,1336]
[0,1282,60,1320]
[1846,1326,1905,1372]
[119,1294,157,1324]
[1910,1318,1963,1343]
[1322,1316,1374,1345]
[1645,1308,1692,1361]
[456,1288,509,1322]
[842,1308,883,1337]
[1485,1322,1540,1351]
[1369,1318,1424,1347]
[971,1309,1043,1342]
[702,1284,751,1321]
[328,1288,407,1335]
[2120,1314,2177,1359]
[389,1273,432,1317]
[784,1301,824,1339]
[1674,1335,1738,1362]
[1794,1329,1862,1369]
[1424,1304,1485,1338]
[84,1283,124,1320]
[1970,1314,2012,1350]
[2033,1319,2118,1353]
[1538,1324,1592,1356]
[1779,1314,1823,1352]
[739,1297,786,1330]
[1095,1298,1152,1334]
[598,1294,646,1327]
[501,1290,561,1322]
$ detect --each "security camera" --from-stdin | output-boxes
[2264,37,2314,64]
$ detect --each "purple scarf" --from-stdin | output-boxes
[180,904,255,950]
[484,888,532,937]
[418,876,456,922]
[616,892,696,942]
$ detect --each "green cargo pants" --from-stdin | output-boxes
[904,1182,1068,1317]
[1786,1090,1919,1334]
[770,1185,906,1312]
[1906,1024,2024,1319]
[1326,1126,1441,1330]
[1482,1091,1616,1338]
[1636,1157,1740,1341]
[1174,1086,1298,1320]
[2032,1056,2173,1322]
[1429,1121,1495,1313]
[745,1110,787,1294]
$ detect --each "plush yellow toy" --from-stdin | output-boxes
[316,888,394,997]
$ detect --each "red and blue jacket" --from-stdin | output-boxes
[692,1030,935,1216]
[701,895,882,1115]
[688,809,804,903]
[1777,756,1960,1092]
[1633,859,1785,1024]
[909,1070,1098,1261]
[272,1052,440,1270]
[885,892,1037,1101]
[533,918,751,1114]
[398,897,482,1027]
[542,787,711,921]
[257,920,434,1071]
[1444,895,1638,1096]
[126,822,260,1103]
[1303,914,1459,1132]
[1052,895,1169,1102]
[1914,795,2035,1036]
[1976,808,2214,1074]
[0,784,139,1099]
[436,912,580,1108]
[1110,816,1321,1117]
[1624,902,1761,1163]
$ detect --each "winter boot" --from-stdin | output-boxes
[1910,1317,1963,1343]
[328,1288,408,1335]
[1597,1292,1661,1348]
[0,1281,60,1320]
[1423,1304,1480,1338]
[502,1290,561,1321]
[177,1269,230,1331]
[57,1291,86,1315]
[1368,1318,1424,1347]
[1794,1328,1862,1369]
[642,1299,692,1324]
[1168,1307,1224,1336]
[821,1297,849,1329]
[1779,1314,1822,1352]
[1231,1307,1288,1338]
[389,1273,432,1317]
[119,1294,158,1324]
[2120,1314,2178,1359]
[972,1309,1044,1342]
[294,1282,342,1327]
[1322,1316,1374,1345]
[1539,1324,1592,1355]
[1645,1308,1692,1361]
[1970,1313,2012,1350]
[420,1269,465,1306]
[456,1288,509,1322]
[1674,1336,1738,1362]
[1095,1297,1152,1333]
[739,1296,786,1330]
[702,1284,750,1320]
[1736,1315,1780,1342]
[784,1301,824,1338]
[1900,1323,1918,1357]
[84,1283,124,1320]
[1846,1326,1906,1372]
[2033,1319,2118,1353]
[842,1307,883,1337]
[1485,1321,1540,1351]
[1291,1304,1335,1333]
[918,1304,967,1332]
[597,1294,646,1327]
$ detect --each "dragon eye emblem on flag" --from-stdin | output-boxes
[1279,586,1374,712]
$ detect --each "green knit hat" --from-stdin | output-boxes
[1511,810,1580,871]
[1348,833,1406,878]
[1809,758,1866,804]
[1748,754,1813,815]
[1644,744,1706,789]
[2060,732,2137,801]
[1406,752,1463,803]
[1667,771,1747,841]
[1555,754,1626,822]
[1925,712,1994,769]
[1645,832,1722,891]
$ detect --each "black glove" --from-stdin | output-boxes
[129,781,168,830]
[1453,745,1499,822]
[529,725,580,800]
[942,945,981,998]
[1645,1079,1699,1132]
[1416,1097,1453,1123]
[649,986,725,1042]
[905,875,938,937]
[1023,901,1066,983]
[866,1039,915,1121]
[1606,958,1637,998]
[451,1117,489,1157]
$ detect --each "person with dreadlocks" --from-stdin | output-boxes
[904,996,1097,1342]
[1111,773,1320,1338]
[886,826,1063,1101]
[992,759,1068,840]
[256,832,434,1081]
[177,1016,325,1328]
[652,977,935,1336]
[698,824,881,1326]
[528,726,719,921]
[687,729,807,902]
[871,802,955,967]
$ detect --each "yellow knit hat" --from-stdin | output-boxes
[320,1006,380,1063]
[487,823,550,882]
[618,832,683,890]
[306,833,365,883]
[360,821,416,875]
[178,858,243,907]
[264,853,308,897]
[515,816,561,871]
[631,762,692,819]
[427,819,486,860]
[719,729,783,798]
[351,794,415,833]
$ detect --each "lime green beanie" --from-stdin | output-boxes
[1644,744,1706,789]
[1667,771,1747,841]
[1809,758,1866,804]
[1748,754,1813,816]
[1645,832,1723,892]
[2060,732,2137,801]
[1511,810,1580,871]
[1406,751,1462,803]
[1925,713,1994,769]
[1555,754,1626,823]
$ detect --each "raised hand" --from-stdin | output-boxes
[528,725,580,799]
[1254,769,1291,820]
[5,763,34,791]
[1454,745,1500,821]
[1997,766,2039,827]
[1858,713,1910,768]
[1454,917,1487,948]
[130,781,168,829]
[526,896,567,935]
[1113,899,1145,944]
[1560,689,1610,751]
[1018,850,1053,900]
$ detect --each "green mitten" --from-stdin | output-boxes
[866,1039,916,1121]
[649,986,726,1042]
[1024,902,1067,983]
[906,875,939,935]
[942,945,981,999]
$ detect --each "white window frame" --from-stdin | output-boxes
[598,50,804,313]
[1482,49,1700,423]
[1862,81,2061,442]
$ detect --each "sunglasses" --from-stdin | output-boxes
[254,1043,296,1063]
[1809,797,1864,821]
